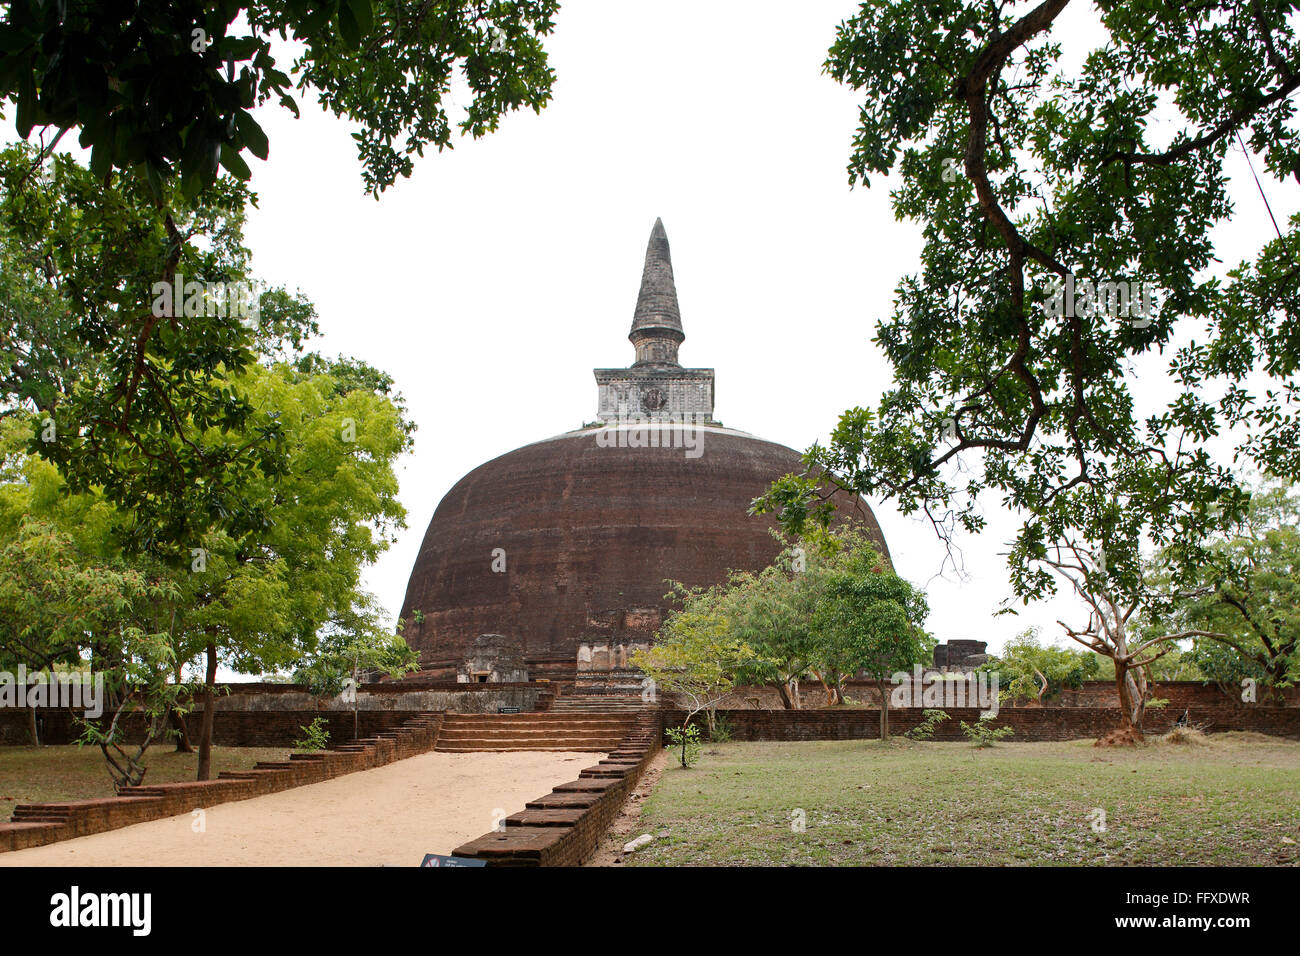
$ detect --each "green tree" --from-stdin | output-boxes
[293,593,420,740]
[1044,531,1217,736]
[0,507,193,780]
[984,627,1100,704]
[0,0,559,198]
[173,356,412,778]
[812,532,931,739]
[1154,479,1300,698]
[0,351,414,779]
[723,542,825,709]
[756,0,1297,612]
[0,517,162,749]
[0,144,316,557]
[631,596,759,766]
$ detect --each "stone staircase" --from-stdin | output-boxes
[8,804,74,826]
[434,712,636,752]
[550,694,647,713]
[453,706,665,865]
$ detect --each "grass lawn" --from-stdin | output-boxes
[0,745,294,821]
[631,733,1300,866]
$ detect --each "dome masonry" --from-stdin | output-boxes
[397,219,890,684]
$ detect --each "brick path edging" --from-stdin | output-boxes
[451,709,664,866]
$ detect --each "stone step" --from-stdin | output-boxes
[437,737,620,747]
[438,717,633,727]
[12,808,72,821]
[550,701,646,708]
[552,778,621,793]
[436,727,629,738]
[526,791,601,810]
[441,711,633,718]
[506,808,587,827]
[439,717,632,727]
[452,827,564,863]
[436,745,611,753]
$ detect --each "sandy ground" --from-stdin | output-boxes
[1,750,599,867]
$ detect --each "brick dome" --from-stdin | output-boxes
[398,423,890,681]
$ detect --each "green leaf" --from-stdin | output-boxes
[234,110,268,160]
[143,160,164,203]
[346,0,374,38]
[14,68,35,138]
[337,3,362,50]
[89,141,111,181]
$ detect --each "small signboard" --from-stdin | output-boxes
[497,706,521,714]
[420,853,486,868]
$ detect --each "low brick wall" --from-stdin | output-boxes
[707,680,1299,710]
[0,707,433,747]
[451,709,663,866]
[0,713,444,854]
[660,706,1300,742]
[0,681,552,747]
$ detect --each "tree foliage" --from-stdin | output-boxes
[810,528,931,737]
[635,524,930,746]
[0,0,559,198]
[1151,479,1300,694]
[631,593,759,758]
[0,144,319,556]
[293,592,420,697]
[983,627,1100,704]
[756,0,1299,610]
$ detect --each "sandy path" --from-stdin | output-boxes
[0,750,598,867]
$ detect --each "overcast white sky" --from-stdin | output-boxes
[21,1,1298,667]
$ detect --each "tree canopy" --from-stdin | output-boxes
[0,0,559,198]
[756,0,1299,612]
[1151,479,1300,694]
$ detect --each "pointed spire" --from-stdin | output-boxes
[629,218,684,366]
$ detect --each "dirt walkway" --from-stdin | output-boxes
[0,750,598,867]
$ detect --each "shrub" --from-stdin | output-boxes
[960,712,1014,748]
[708,714,734,743]
[904,709,950,740]
[665,723,703,767]
[294,716,331,751]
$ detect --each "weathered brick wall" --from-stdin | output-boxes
[700,680,1299,710]
[0,681,551,747]
[660,706,1300,742]
[0,707,435,747]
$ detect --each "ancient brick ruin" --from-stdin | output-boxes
[398,219,886,684]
